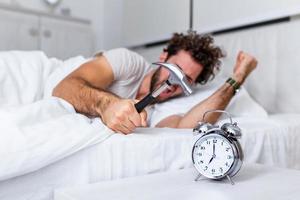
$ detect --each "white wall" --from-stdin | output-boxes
[194,0,300,33]
[101,0,123,50]
[122,0,190,47]
[100,0,190,49]
[0,0,10,4]
[4,0,300,53]
[10,0,49,12]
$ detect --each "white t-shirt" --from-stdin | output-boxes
[103,48,152,99]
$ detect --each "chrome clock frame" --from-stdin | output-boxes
[192,110,244,185]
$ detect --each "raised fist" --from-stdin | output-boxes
[233,51,258,84]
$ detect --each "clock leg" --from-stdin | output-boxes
[194,173,202,181]
[226,175,235,185]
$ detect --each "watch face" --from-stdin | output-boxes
[192,132,235,179]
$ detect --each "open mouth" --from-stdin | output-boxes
[161,87,174,96]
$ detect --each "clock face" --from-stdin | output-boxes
[192,133,235,179]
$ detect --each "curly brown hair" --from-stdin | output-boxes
[164,31,225,84]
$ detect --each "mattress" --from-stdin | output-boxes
[1,113,300,200]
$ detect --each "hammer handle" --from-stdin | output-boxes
[134,93,156,113]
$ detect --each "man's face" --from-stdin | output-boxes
[151,50,204,103]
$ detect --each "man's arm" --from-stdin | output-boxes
[53,56,116,117]
[53,56,147,134]
[156,51,257,128]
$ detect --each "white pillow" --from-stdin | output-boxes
[149,76,268,127]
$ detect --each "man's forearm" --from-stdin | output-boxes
[167,71,248,129]
[155,82,236,129]
[176,83,235,128]
[53,77,119,118]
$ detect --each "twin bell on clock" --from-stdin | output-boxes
[191,110,243,185]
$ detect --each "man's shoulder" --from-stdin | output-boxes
[102,47,150,80]
[104,47,148,66]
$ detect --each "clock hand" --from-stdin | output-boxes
[208,156,214,165]
[208,144,216,165]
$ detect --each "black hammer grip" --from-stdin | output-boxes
[134,93,156,113]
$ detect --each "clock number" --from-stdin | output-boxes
[219,167,223,173]
[221,141,224,146]
[226,147,230,152]
[204,166,208,171]
[199,160,204,164]
[197,152,203,156]
[206,140,210,145]
[200,146,205,150]
[213,139,217,144]
[225,162,229,167]
[211,169,215,174]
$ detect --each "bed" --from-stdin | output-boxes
[0,38,300,200]
[1,113,300,200]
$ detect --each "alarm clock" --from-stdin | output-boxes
[192,110,243,185]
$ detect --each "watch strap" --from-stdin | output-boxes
[226,77,240,94]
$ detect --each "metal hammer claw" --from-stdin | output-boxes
[134,62,193,113]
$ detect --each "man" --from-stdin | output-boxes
[53,31,257,134]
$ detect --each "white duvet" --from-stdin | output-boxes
[1,114,300,200]
[1,51,300,200]
[0,50,273,183]
[0,51,113,181]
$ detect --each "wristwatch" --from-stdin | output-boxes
[226,77,241,95]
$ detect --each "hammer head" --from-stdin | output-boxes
[153,62,193,96]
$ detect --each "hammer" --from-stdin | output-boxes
[134,62,194,113]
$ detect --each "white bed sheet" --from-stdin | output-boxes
[1,113,300,200]
[1,51,299,200]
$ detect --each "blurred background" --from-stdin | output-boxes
[2,0,300,58]
[1,0,300,113]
